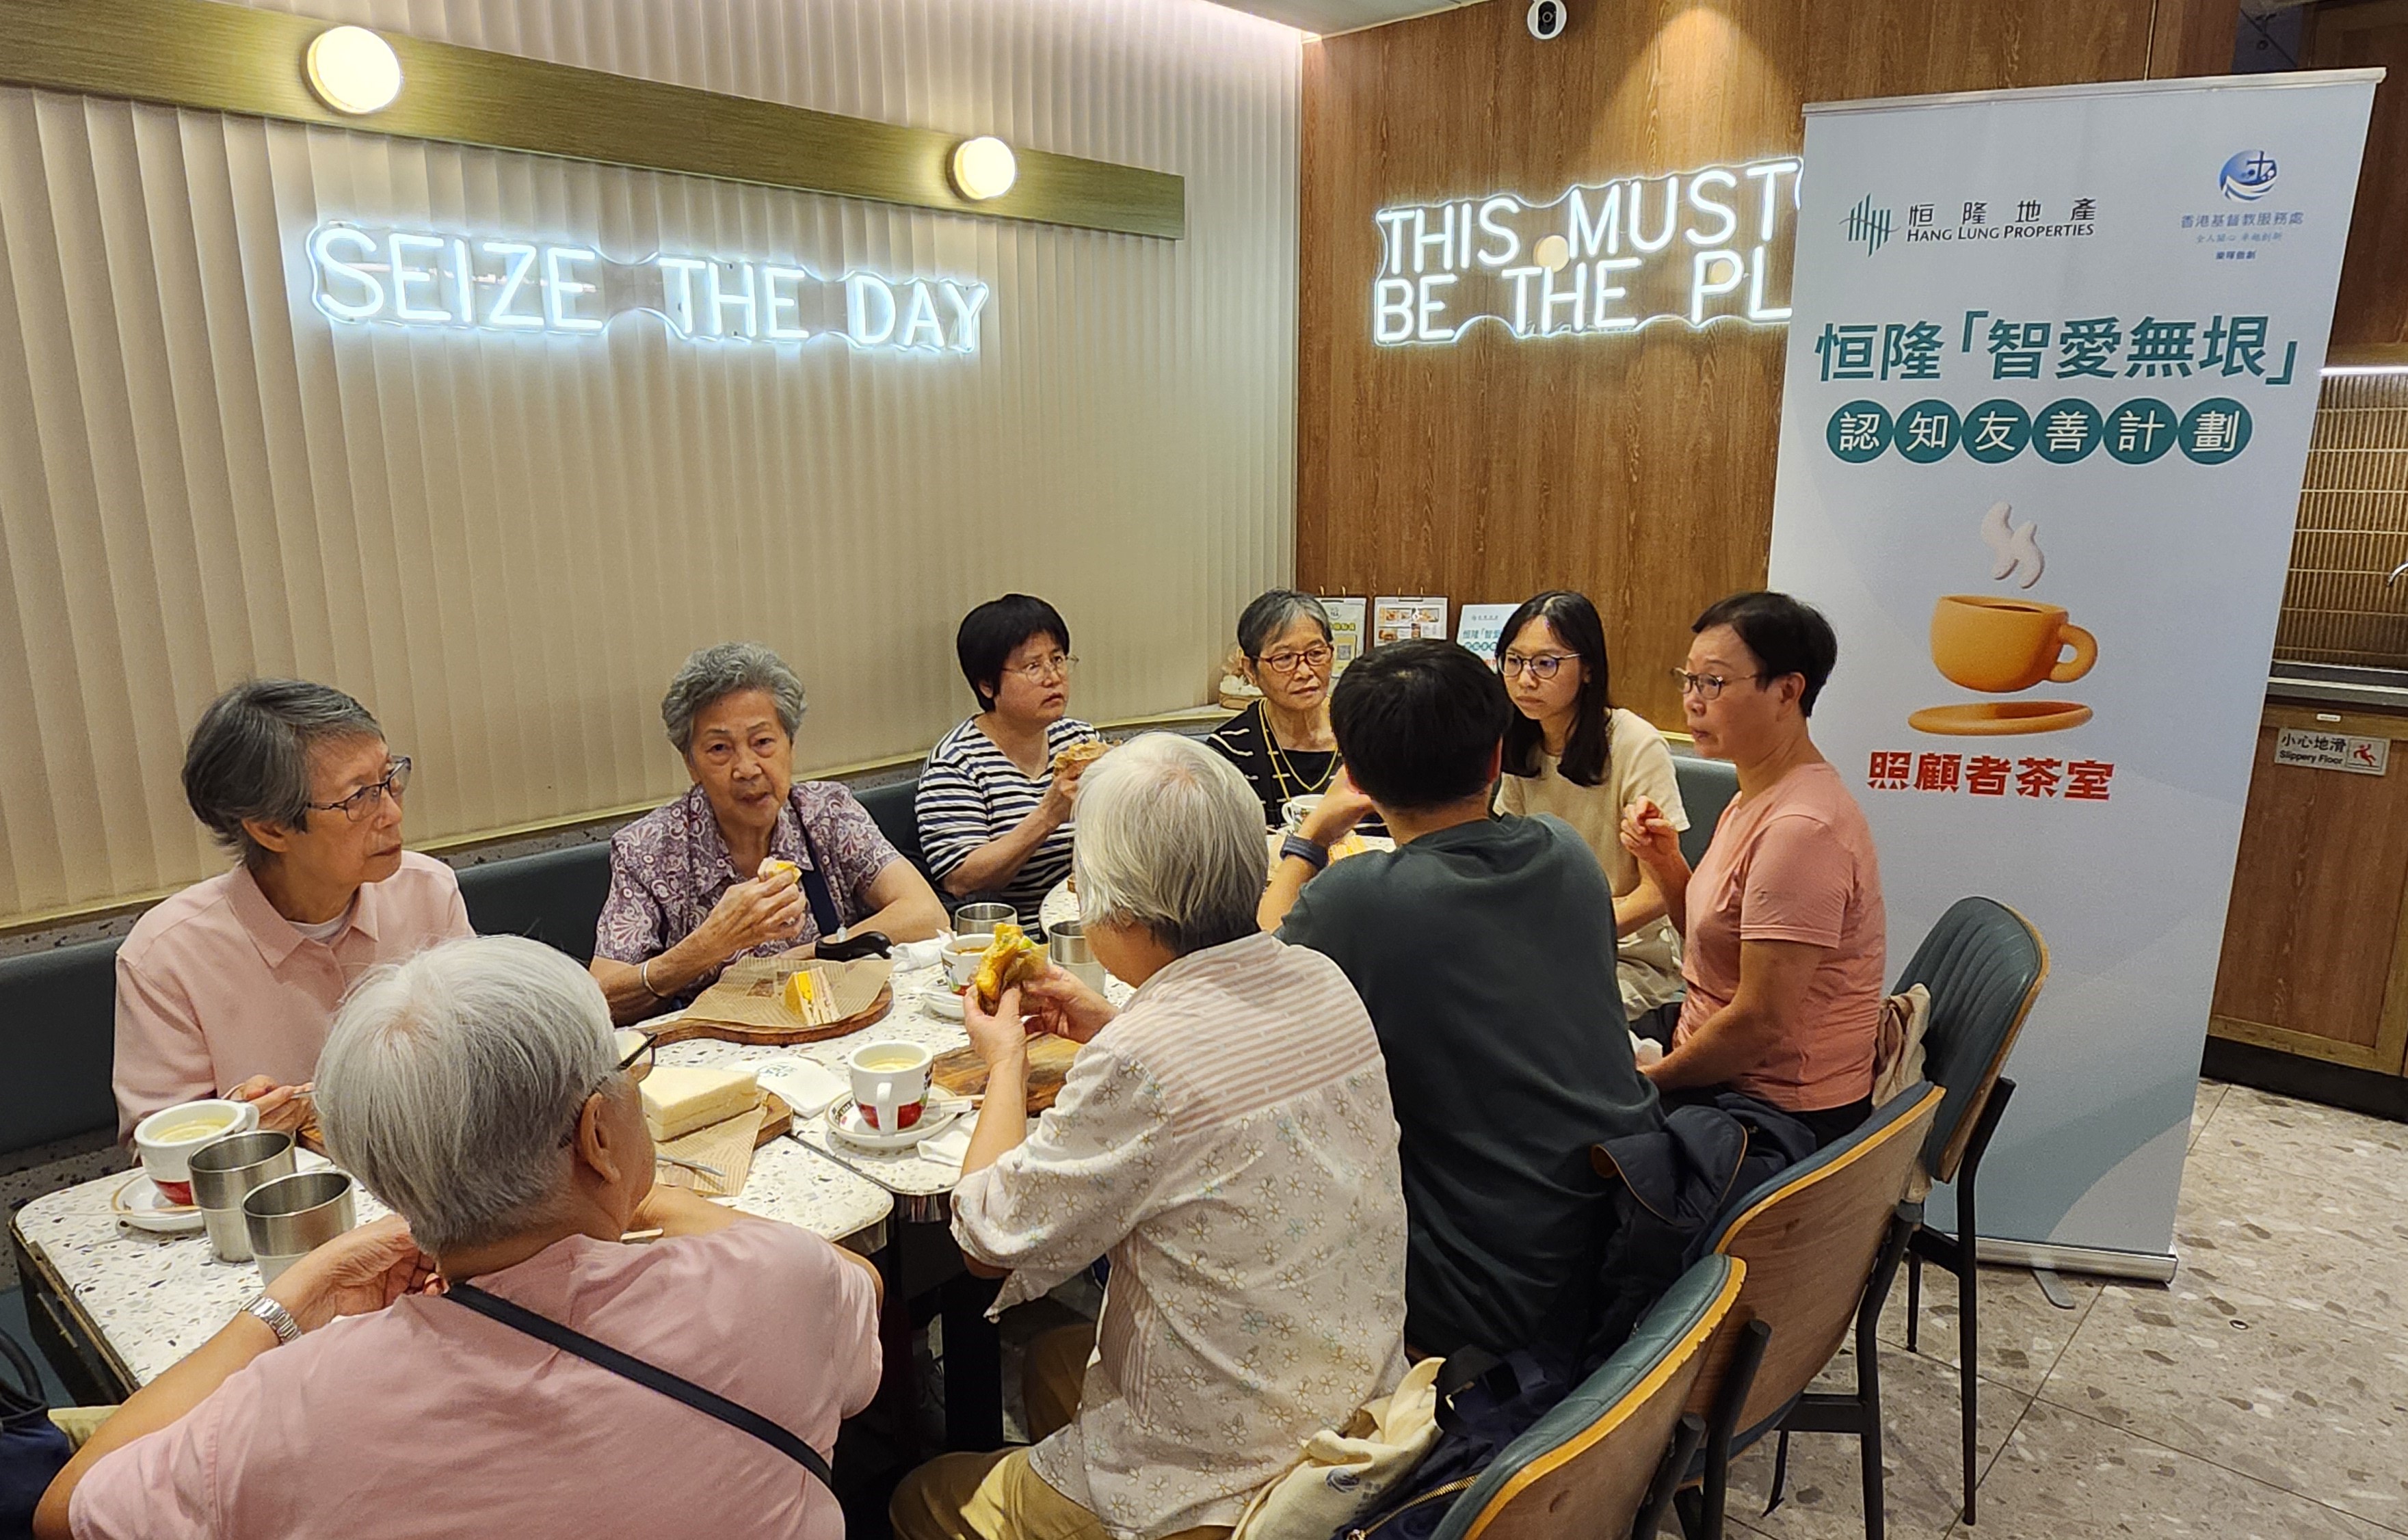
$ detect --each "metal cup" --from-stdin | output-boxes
[243,1170,358,1284]
[187,1131,297,1263]
[1046,920,1109,993]
[955,903,1015,938]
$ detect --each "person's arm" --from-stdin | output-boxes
[937,763,1085,898]
[1611,730,1686,939]
[1613,882,1669,938]
[592,872,807,1024]
[1619,797,1691,938]
[1258,774,1376,931]
[34,1217,434,1540]
[958,985,1035,1274]
[1643,938,1827,1091]
[851,858,947,943]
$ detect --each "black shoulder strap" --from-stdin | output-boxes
[445,1282,832,1491]
[791,817,845,943]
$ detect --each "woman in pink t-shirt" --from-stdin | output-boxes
[1621,592,1887,1149]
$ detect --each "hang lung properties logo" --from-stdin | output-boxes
[1845,194,1894,255]
[2219,150,2278,202]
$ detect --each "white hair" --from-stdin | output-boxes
[1074,733,1266,956]
[316,935,617,1254]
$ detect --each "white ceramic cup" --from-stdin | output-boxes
[133,1098,261,1206]
[942,936,988,990]
[846,1040,933,1132]
[1282,794,1325,833]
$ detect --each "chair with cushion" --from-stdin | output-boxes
[1431,1255,1744,1540]
[1892,898,2048,1526]
[1669,754,1739,869]
[454,843,613,964]
[0,938,123,1159]
[851,775,929,884]
[1673,1082,1945,1540]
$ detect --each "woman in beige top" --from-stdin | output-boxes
[1493,591,1690,1028]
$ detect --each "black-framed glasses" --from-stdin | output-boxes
[1669,668,1763,701]
[558,1033,656,1147]
[306,756,412,821]
[1256,643,1334,676]
[1500,652,1576,682]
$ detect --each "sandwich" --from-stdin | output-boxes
[1050,739,1111,776]
[972,921,1048,1010]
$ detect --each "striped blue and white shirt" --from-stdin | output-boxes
[915,716,1098,924]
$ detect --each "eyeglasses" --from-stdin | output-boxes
[1500,652,1576,682]
[1669,668,1763,701]
[1257,643,1334,676]
[1011,654,1079,682]
[559,1033,655,1148]
[306,756,412,822]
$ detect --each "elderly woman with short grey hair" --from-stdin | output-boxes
[42,935,883,1540]
[1206,588,1381,835]
[113,678,469,1140]
[592,641,944,1023]
[890,733,1409,1540]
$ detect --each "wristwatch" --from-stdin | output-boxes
[1279,834,1330,871]
[240,1292,302,1346]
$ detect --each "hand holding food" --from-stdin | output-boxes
[1018,964,1117,1045]
[226,1074,314,1135]
[1039,739,1109,823]
[971,921,1048,1011]
[697,870,807,957]
[1619,796,1684,874]
[964,982,1035,1070]
[1050,739,1111,777]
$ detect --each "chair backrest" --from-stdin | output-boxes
[1670,755,1739,869]
[1683,1083,1943,1441]
[0,936,123,1155]
[1435,1256,1744,1540]
[454,842,614,964]
[1892,898,2048,1182]
[852,775,928,879]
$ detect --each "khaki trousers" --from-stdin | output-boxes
[889,1324,1232,1540]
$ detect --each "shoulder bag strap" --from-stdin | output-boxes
[445,1282,832,1491]
[791,815,845,943]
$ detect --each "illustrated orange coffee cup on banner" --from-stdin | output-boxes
[1929,595,2097,692]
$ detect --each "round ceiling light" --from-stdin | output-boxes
[306,26,403,116]
[950,136,1018,202]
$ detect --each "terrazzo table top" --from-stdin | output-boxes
[14,1141,893,1390]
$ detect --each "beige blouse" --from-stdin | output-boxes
[1495,706,1691,1015]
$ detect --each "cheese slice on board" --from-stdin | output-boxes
[640,1064,759,1141]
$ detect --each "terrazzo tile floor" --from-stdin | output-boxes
[1725,1080,2408,1539]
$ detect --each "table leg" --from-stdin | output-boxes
[939,1270,1003,1452]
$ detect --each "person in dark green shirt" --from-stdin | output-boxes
[1264,639,1663,1359]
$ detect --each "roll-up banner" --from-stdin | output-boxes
[1767,72,2380,1275]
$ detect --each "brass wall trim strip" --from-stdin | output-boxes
[0,0,1185,239]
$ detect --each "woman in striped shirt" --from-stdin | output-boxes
[916,594,1102,925]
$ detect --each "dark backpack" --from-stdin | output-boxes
[1331,1346,1579,1540]
[0,1329,70,1538]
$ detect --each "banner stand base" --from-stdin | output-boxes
[1976,1236,2176,1284]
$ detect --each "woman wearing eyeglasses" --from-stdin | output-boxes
[1206,590,1383,836]
[1492,592,1690,1035]
[1619,592,1886,1150]
[112,680,470,1139]
[916,594,1102,925]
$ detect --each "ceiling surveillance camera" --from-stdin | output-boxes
[1527,0,1567,40]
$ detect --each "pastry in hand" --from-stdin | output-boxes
[759,858,802,887]
[1050,739,1111,777]
[972,921,1047,1010]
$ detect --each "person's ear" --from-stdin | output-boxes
[573,1091,629,1189]
[241,816,298,855]
[1483,740,1505,784]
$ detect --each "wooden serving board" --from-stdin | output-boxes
[649,982,893,1048]
[931,1034,1081,1114]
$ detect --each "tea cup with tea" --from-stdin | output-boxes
[133,1098,261,1206]
[847,1041,934,1132]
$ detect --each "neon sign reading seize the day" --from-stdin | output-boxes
[1373,157,1799,346]
[305,224,990,354]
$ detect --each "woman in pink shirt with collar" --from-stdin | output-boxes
[112,680,471,1139]
[1622,592,1888,1150]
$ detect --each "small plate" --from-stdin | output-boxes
[824,1096,967,1152]
[110,1174,205,1235]
[921,985,966,1022]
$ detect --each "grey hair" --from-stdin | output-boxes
[661,642,807,756]
[1236,589,1334,661]
[316,935,618,1255]
[1074,733,1266,956]
[181,679,383,868]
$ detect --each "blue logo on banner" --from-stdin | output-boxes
[2219,150,2278,202]
[1844,195,1894,255]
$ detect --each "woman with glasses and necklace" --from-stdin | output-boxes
[916,594,1103,925]
[112,680,470,1139]
[1493,591,1689,1036]
[1207,589,1384,836]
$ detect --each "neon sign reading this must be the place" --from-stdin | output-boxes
[1373,157,1800,346]
[305,224,990,354]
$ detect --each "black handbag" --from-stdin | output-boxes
[0,1328,72,1539]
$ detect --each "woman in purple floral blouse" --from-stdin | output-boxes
[589,643,946,1023]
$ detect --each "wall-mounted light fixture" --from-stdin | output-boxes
[304,25,403,116]
[950,136,1018,201]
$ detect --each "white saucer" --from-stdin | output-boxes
[111,1174,205,1235]
[825,1096,967,1152]
[921,985,966,1022]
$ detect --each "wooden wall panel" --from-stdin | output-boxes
[2310,0,2408,347]
[1297,0,2264,729]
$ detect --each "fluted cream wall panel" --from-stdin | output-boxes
[0,0,1301,922]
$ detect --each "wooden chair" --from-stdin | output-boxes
[1892,897,2049,1525]
[1432,1255,1744,1540]
[1672,1083,1945,1540]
